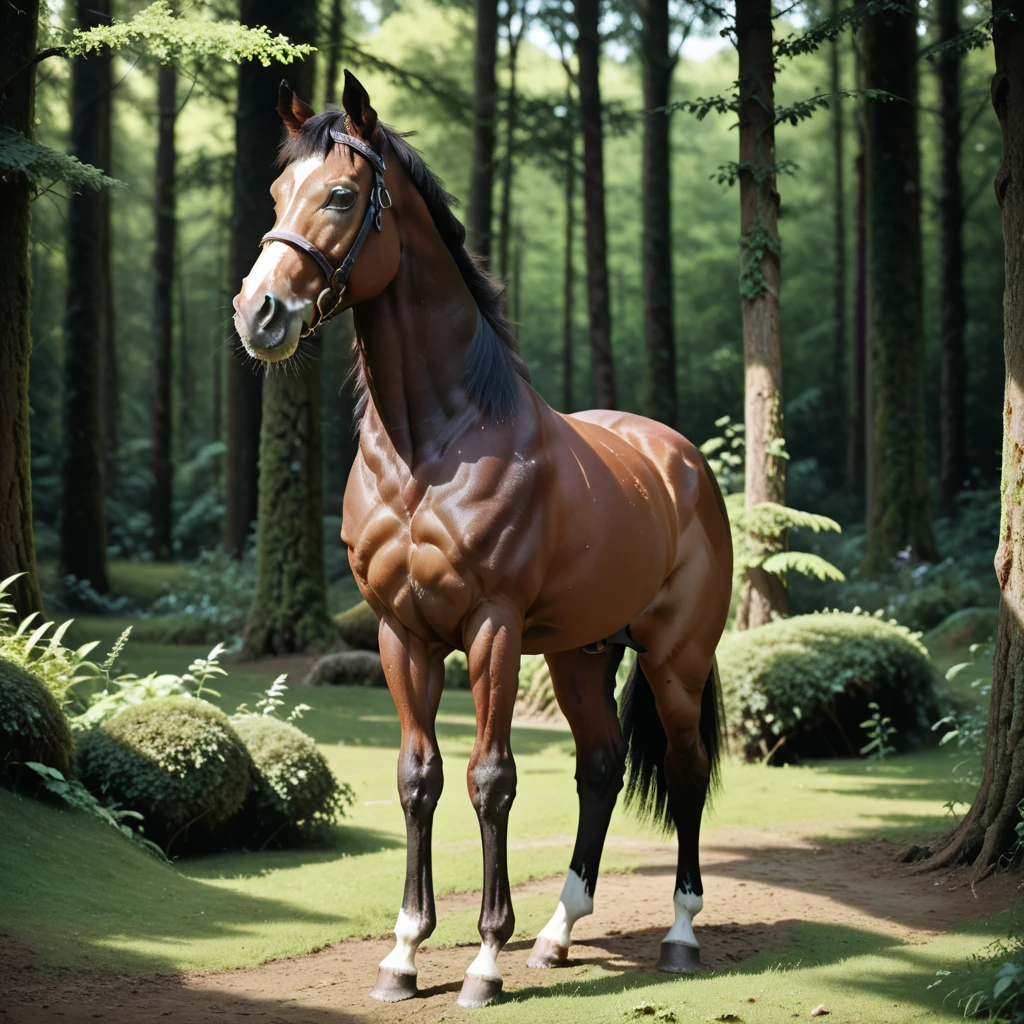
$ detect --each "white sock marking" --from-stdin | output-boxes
[663,888,703,947]
[378,908,427,976]
[537,869,594,949]
[465,940,502,981]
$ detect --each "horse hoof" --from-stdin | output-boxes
[526,937,569,968]
[657,941,701,974]
[456,973,503,1007]
[369,966,418,1002]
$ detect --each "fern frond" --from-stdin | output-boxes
[759,551,847,582]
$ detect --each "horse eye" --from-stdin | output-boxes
[324,187,356,211]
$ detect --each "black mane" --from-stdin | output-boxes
[280,110,528,423]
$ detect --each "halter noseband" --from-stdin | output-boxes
[260,127,391,339]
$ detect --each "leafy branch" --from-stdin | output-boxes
[0,130,124,195]
[712,159,799,187]
[63,1,315,66]
[774,89,897,127]
[656,92,738,120]
[773,0,911,61]
[918,10,1012,62]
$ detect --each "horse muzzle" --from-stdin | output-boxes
[232,290,313,362]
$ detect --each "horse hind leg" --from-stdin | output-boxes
[527,644,626,968]
[622,649,720,973]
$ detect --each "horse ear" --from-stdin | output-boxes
[278,79,315,137]
[342,70,378,140]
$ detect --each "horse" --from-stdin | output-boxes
[232,71,733,1009]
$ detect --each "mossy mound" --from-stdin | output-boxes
[230,715,351,846]
[718,612,937,763]
[923,607,998,657]
[75,696,251,851]
[0,657,74,788]
[333,601,380,651]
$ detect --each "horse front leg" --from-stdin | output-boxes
[370,615,449,1002]
[457,603,522,1008]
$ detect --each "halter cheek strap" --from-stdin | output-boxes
[259,129,391,338]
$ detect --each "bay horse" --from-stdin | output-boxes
[232,72,733,1008]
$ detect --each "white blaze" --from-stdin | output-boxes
[240,156,325,305]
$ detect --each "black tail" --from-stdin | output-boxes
[619,656,724,832]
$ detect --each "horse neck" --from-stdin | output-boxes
[353,195,481,467]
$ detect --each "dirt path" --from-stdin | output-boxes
[2,828,1019,1024]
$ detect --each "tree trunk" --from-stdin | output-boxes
[829,0,847,482]
[639,0,677,429]
[243,347,336,656]
[151,60,177,562]
[937,0,968,516]
[846,106,868,499]
[177,259,194,456]
[60,0,112,595]
[574,0,616,409]
[497,0,523,283]
[102,188,119,492]
[563,125,576,414]
[862,3,938,574]
[924,1,1024,875]
[467,0,499,261]
[324,0,342,107]
[734,0,787,631]
[0,0,44,619]
[242,0,333,655]
[226,0,305,557]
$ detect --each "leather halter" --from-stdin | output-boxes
[260,127,391,338]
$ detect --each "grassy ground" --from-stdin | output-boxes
[2,593,1015,1022]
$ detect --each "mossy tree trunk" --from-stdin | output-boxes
[467,0,499,262]
[60,0,112,595]
[639,0,678,430]
[734,0,787,631]
[242,0,332,657]
[923,0,1024,879]
[243,341,336,656]
[0,0,45,620]
[861,3,938,574]
[575,0,616,410]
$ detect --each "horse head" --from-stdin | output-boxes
[232,72,401,362]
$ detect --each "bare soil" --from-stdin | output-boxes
[2,828,1019,1024]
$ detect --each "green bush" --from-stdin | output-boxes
[0,657,74,787]
[718,611,937,763]
[230,715,352,846]
[75,696,251,852]
[924,606,998,657]
[333,600,380,651]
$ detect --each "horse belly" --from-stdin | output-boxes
[522,483,670,655]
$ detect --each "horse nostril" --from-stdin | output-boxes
[258,293,278,330]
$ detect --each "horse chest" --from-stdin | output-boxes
[346,454,542,643]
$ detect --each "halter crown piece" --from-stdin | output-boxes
[260,126,392,338]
